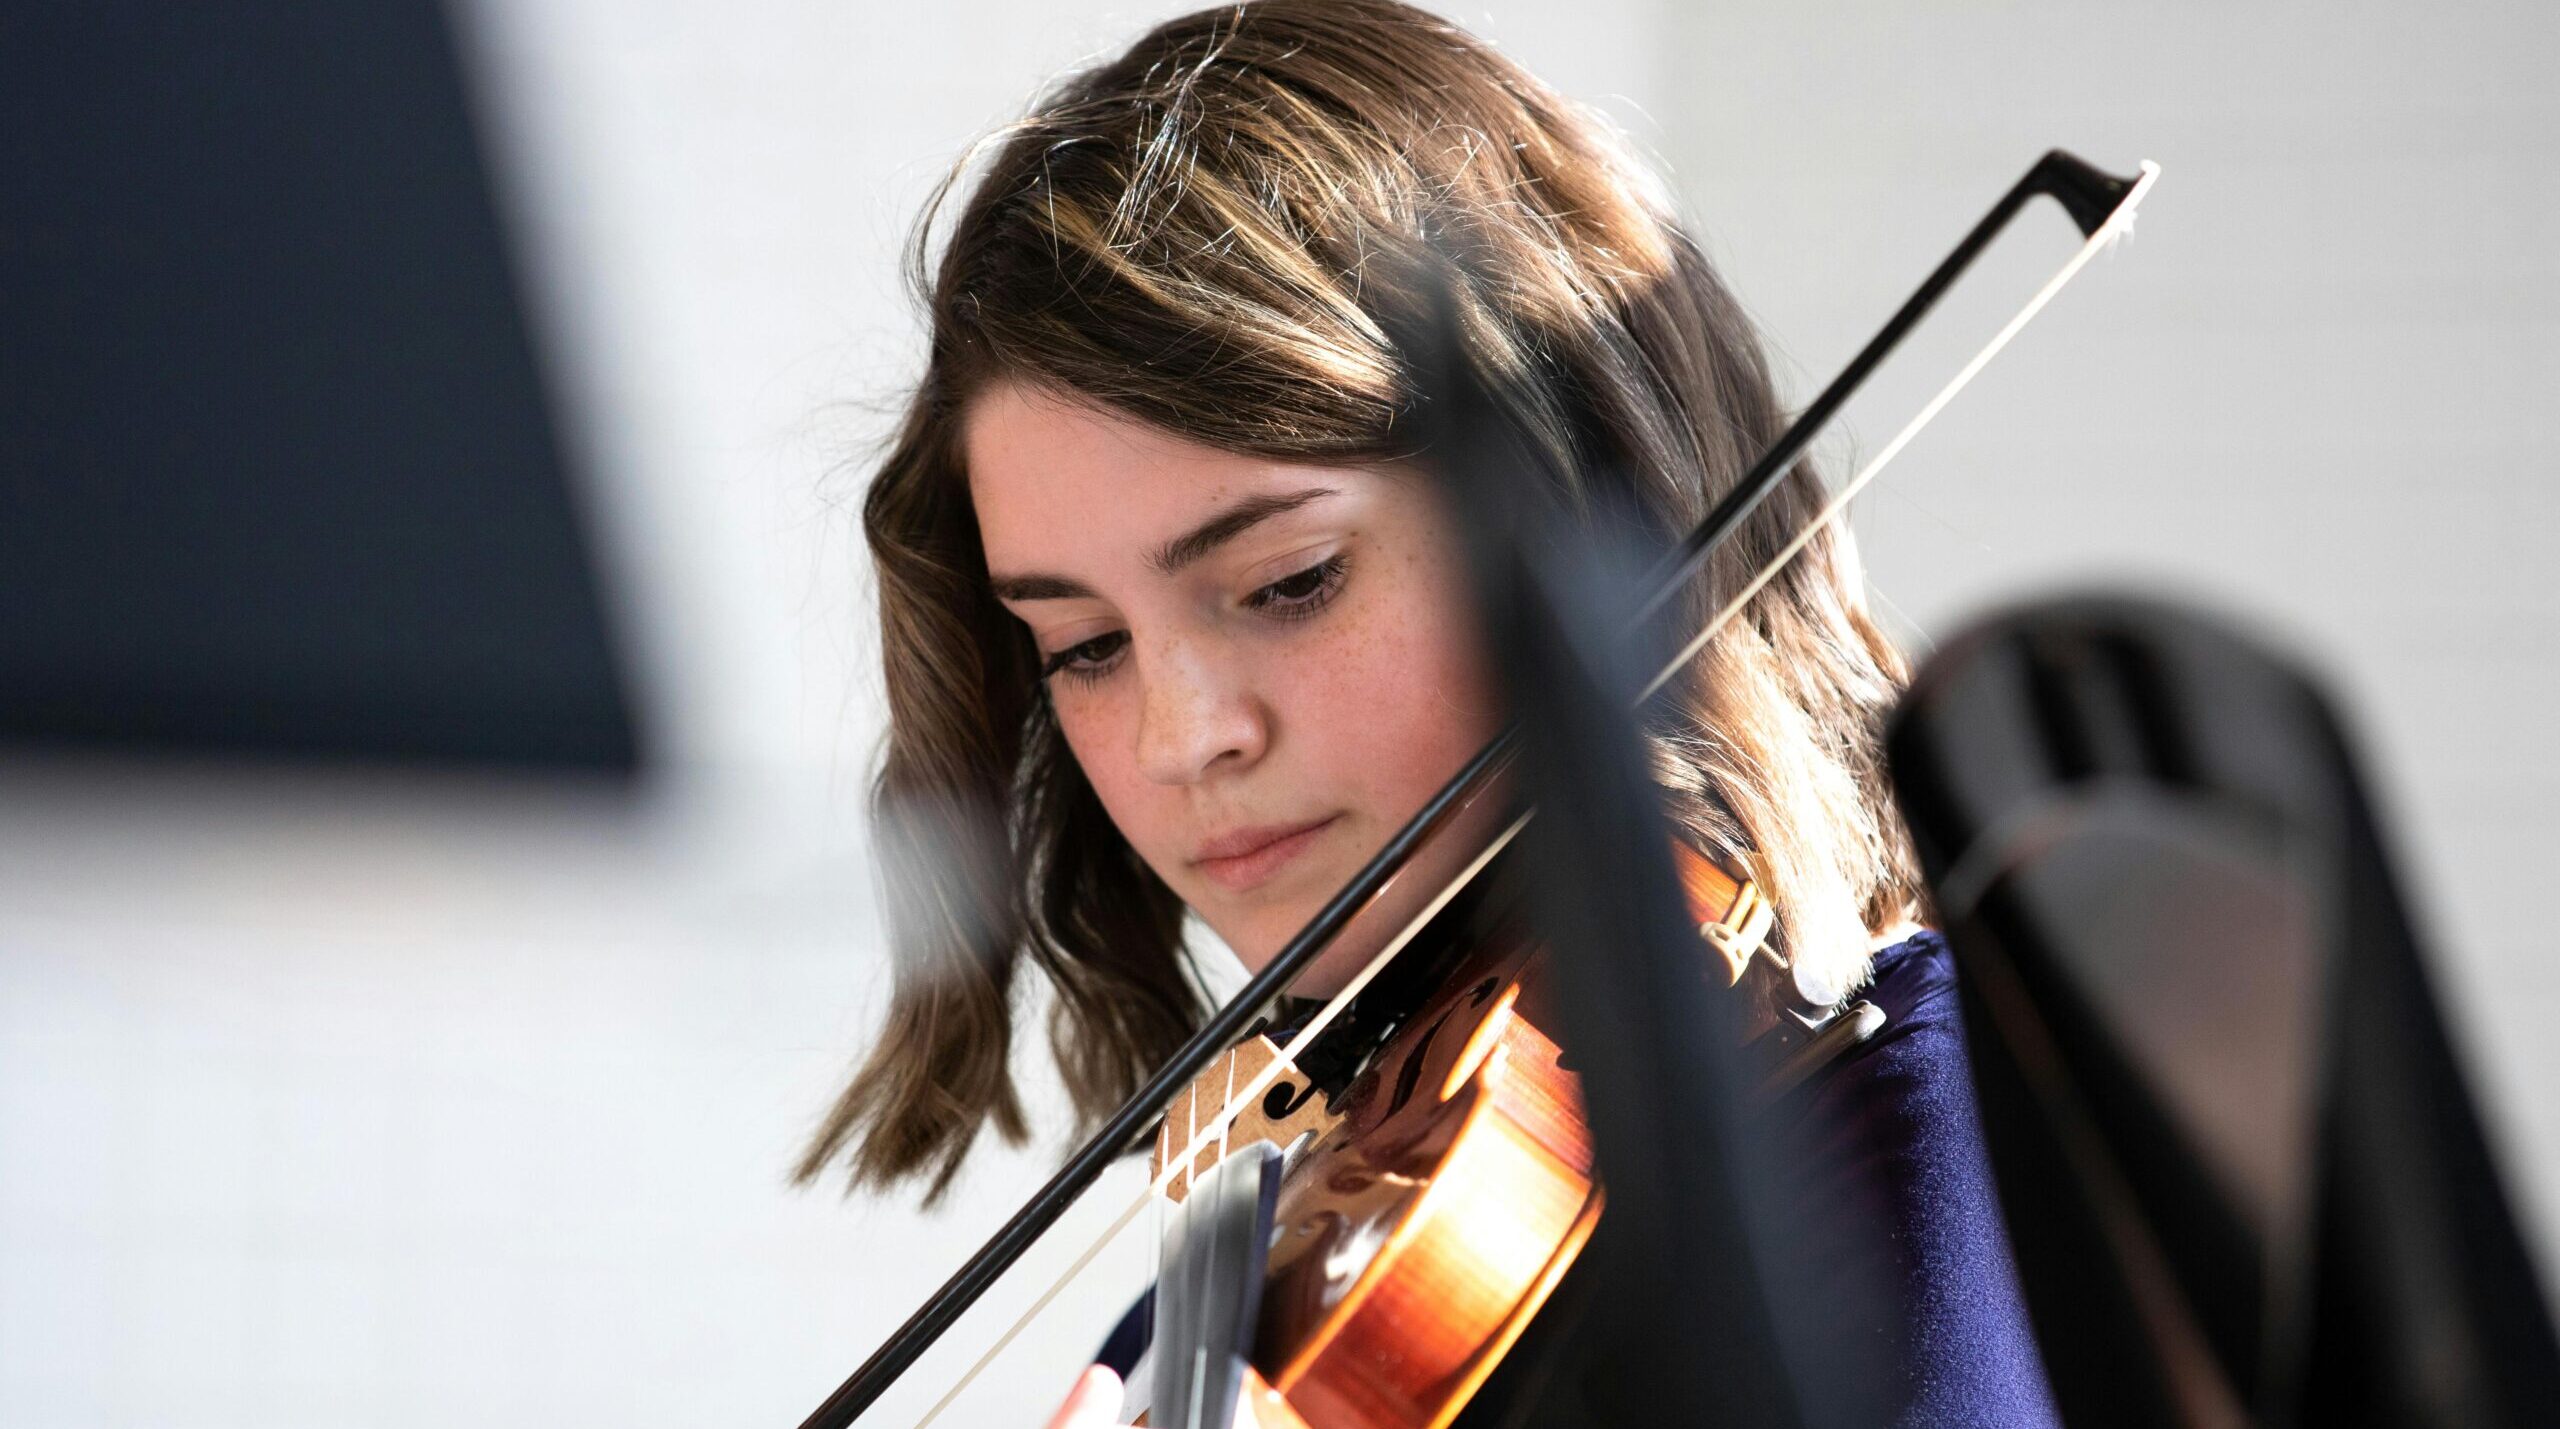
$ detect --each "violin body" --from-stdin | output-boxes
[1146,847,1766,1428]
[1152,927,1600,1428]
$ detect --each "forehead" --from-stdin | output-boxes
[961,380,1328,564]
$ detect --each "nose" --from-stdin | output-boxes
[1134,637,1269,785]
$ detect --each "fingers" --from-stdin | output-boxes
[1043,1364,1125,1429]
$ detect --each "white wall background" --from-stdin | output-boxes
[1,3,2549,1426]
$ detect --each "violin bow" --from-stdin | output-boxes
[799,148,2161,1429]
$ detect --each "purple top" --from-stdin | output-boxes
[1099,930,2058,1427]
[1785,928,2059,1428]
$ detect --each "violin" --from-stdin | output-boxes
[1136,848,1772,1428]
[802,150,2158,1429]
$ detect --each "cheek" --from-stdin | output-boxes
[1039,547,1502,898]
[1282,562,1502,811]
[1050,691,1157,836]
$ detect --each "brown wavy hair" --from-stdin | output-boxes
[798,0,1920,1199]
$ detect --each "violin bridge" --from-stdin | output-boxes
[1152,1034,1343,1204]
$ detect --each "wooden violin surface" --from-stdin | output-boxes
[1153,927,1600,1429]
[1144,850,1769,1427]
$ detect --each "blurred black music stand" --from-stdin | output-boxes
[1887,597,2560,1428]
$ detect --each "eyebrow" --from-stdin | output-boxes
[1149,486,1338,574]
[986,486,1339,602]
[986,572,1098,602]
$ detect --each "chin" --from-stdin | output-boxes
[1210,903,1312,979]
[1194,876,1320,963]
[1227,916,1297,977]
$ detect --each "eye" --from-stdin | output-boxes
[1039,630,1129,685]
[1243,554,1348,620]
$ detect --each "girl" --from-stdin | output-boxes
[801,3,2054,1423]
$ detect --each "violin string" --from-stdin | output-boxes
[1141,810,1530,1203]
[906,812,1531,1429]
[909,161,2159,1429]
[911,992,1247,1428]
[1636,160,2159,708]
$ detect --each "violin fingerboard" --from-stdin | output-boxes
[1153,1142,1283,1429]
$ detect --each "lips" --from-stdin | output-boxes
[1190,815,1339,893]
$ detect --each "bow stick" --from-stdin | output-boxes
[801,147,2161,1429]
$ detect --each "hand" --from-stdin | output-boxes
[1041,1364,1276,1429]
[1043,1365,1128,1429]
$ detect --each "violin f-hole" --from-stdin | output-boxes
[1261,1079,1315,1121]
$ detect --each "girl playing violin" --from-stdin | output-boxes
[800,3,2055,1423]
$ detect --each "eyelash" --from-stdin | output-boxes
[1037,554,1350,687]
[1039,631,1129,686]
[1242,552,1348,620]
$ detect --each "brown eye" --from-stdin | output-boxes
[1039,630,1128,684]
[1244,554,1347,619]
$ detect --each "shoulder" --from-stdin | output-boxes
[1800,929,2063,1428]
[1858,927,1963,1038]
[1812,930,1986,1164]
[1793,930,1976,1162]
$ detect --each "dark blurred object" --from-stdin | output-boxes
[1415,261,1891,1429]
[1887,597,2560,1427]
[0,1,640,771]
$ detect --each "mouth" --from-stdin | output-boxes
[1190,815,1341,893]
